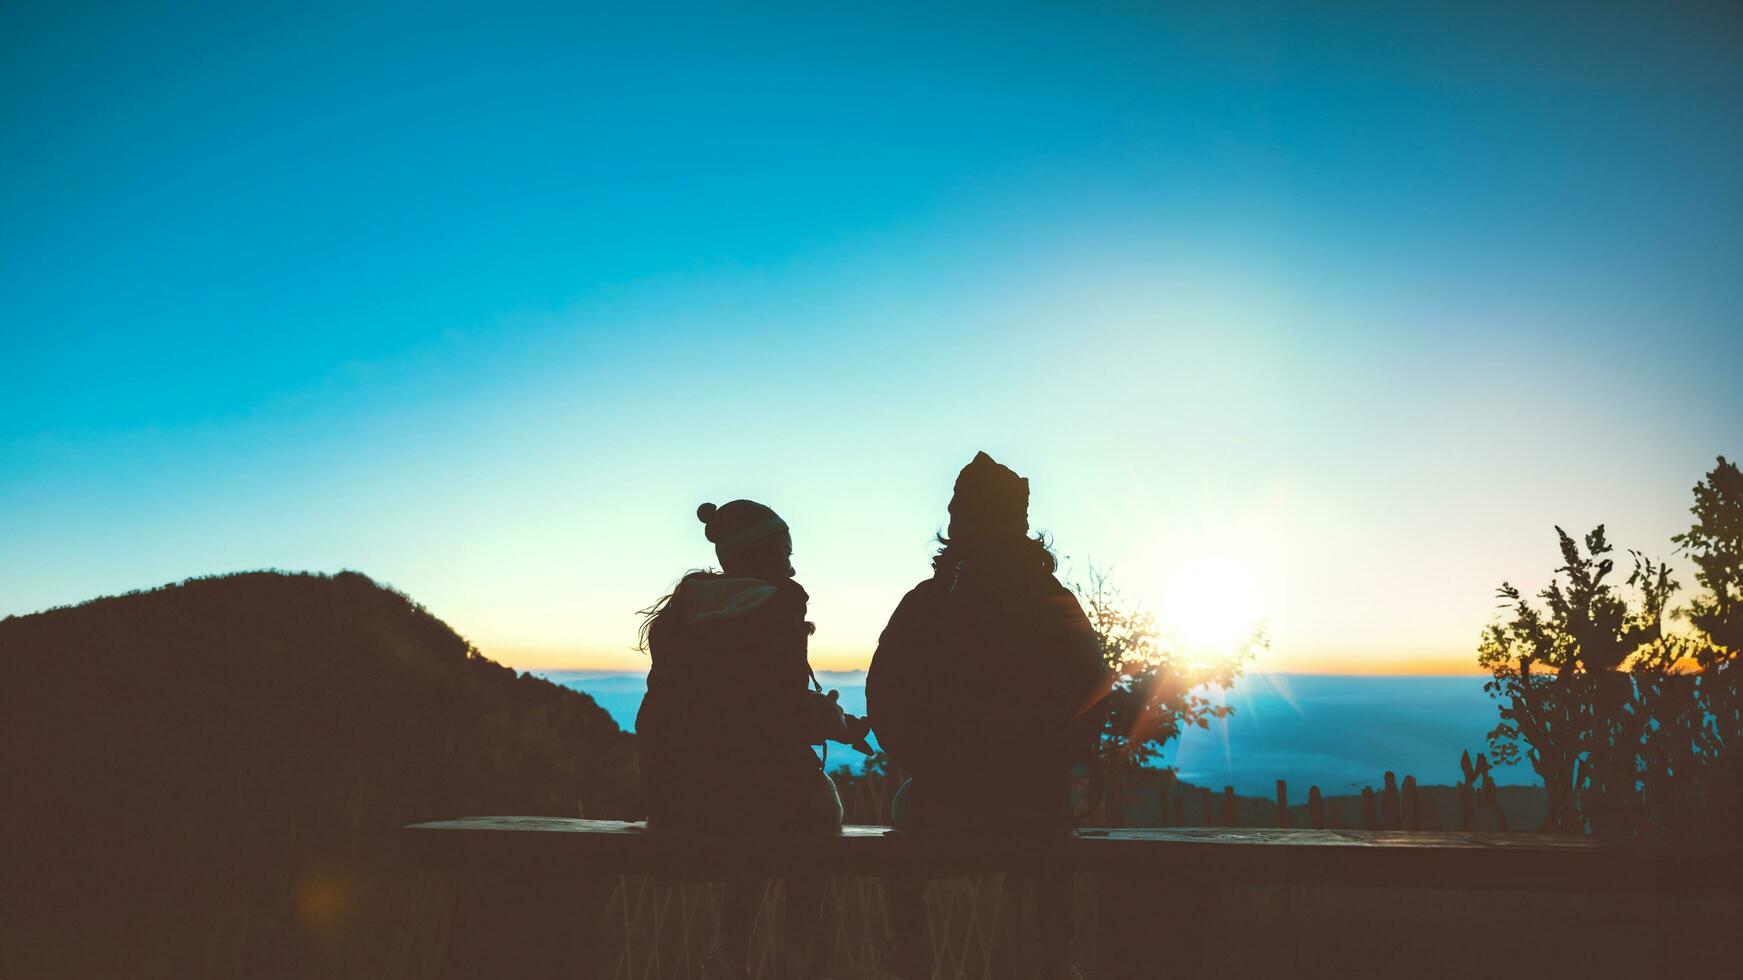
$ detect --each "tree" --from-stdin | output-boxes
[1674,456,1743,661]
[1666,457,1743,830]
[1479,457,1743,836]
[1478,526,1680,833]
[1073,569,1255,821]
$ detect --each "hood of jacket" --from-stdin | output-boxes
[673,573,808,628]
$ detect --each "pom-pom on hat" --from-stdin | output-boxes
[697,499,789,559]
[947,451,1029,542]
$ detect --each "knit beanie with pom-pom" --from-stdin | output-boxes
[697,499,789,561]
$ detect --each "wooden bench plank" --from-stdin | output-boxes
[402,818,1742,893]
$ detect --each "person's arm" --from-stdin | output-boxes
[866,586,937,774]
[741,586,821,746]
[1047,583,1114,766]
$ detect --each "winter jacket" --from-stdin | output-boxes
[636,573,825,831]
[866,557,1109,828]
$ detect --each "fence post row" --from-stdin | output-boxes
[831,764,1473,832]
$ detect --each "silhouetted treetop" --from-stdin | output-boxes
[1674,456,1743,660]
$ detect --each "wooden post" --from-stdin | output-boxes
[1402,775,1420,831]
[1275,779,1291,828]
[1220,786,1237,827]
[1361,786,1377,830]
[1199,786,1214,827]
[1458,781,1475,831]
[1380,771,1402,830]
[1307,786,1325,830]
[1481,773,1510,832]
[1158,769,1176,828]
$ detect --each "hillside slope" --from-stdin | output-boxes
[0,570,636,979]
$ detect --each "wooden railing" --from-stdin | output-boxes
[401,817,1742,979]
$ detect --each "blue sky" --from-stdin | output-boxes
[4,2,1740,671]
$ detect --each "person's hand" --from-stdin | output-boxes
[806,689,875,753]
[805,688,853,744]
[840,712,874,755]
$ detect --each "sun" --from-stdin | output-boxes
[1157,554,1267,668]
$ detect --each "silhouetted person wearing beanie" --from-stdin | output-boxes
[637,499,869,980]
[867,452,1111,980]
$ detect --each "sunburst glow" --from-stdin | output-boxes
[1138,501,1280,676]
[1159,555,1267,668]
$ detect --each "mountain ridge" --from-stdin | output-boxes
[0,569,638,979]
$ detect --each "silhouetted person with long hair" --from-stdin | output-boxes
[636,499,868,980]
[867,452,1110,980]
